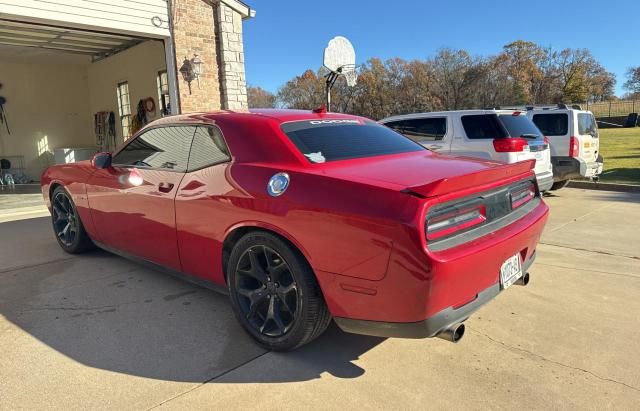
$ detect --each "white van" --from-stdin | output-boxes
[526,106,603,191]
[380,110,554,192]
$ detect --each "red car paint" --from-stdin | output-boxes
[41,109,548,332]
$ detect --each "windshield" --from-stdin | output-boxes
[578,113,598,137]
[498,114,544,141]
[281,119,425,163]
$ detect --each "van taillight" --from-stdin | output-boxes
[426,204,486,241]
[510,181,535,209]
[569,136,579,157]
[493,138,528,153]
[544,136,550,145]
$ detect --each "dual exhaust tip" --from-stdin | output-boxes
[436,272,531,343]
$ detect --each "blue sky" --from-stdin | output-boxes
[243,0,637,97]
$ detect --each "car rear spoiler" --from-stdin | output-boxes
[405,160,536,198]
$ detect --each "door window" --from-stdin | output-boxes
[532,113,569,136]
[384,117,447,142]
[461,115,508,139]
[187,126,231,171]
[113,126,195,172]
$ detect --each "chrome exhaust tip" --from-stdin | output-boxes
[515,272,530,286]
[436,323,465,343]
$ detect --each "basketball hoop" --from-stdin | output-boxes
[322,36,357,111]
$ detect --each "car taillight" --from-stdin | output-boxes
[426,204,486,241]
[569,136,579,157]
[544,136,550,145]
[510,181,535,209]
[493,138,528,153]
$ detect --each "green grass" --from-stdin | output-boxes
[598,128,640,185]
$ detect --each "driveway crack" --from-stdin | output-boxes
[539,242,640,260]
[468,326,640,393]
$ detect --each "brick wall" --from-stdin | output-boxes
[171,0,221,113]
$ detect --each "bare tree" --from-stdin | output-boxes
[247,86,277,108]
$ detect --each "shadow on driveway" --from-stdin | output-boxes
[0,217,384,384]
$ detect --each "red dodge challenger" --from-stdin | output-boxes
[41,109,548,351]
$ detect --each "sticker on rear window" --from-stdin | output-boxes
[309,119,362,125]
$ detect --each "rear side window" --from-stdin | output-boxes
[384,117,447,142]
[532,113,568,136]
[498,115,543,141]
[281,119,425,163]
[113,126,195,171]
[187,126,230,171]
[578,113,598,137]
[461,115,508,139]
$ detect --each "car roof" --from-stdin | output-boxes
[380,109,525,123]
[146,108,367,128]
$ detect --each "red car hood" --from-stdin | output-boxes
[317,152,535,197]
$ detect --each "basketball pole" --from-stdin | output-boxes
[325,71,339,112]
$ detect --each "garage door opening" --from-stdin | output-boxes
[0,20,174,188]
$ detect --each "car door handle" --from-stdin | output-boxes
[158,182,175,193]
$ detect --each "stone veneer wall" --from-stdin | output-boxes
[215,2,248,109]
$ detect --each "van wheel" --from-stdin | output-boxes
[227,231,332,351]
[51,186,95,253]
[550,180,569,191]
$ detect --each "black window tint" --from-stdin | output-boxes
[532,113,568,136]
[113,126,194,171]
[461,115,508,139]
[385,117,447,142]
[498,115,543,141]
[578,113,598,137]
[187,126,231,171]
[281,120,425,162]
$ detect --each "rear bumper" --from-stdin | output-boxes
[319,199,549,336]
[535,171,554,192]
[552,156,603,180]
[334,253,535,338]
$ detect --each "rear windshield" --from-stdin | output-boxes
[532,113,568,136]
[498,114,544,141]
[461,114,509,139]
[281,119,425,163]
[578,113,598,137]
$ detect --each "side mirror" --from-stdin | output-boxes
[92,152,112,169]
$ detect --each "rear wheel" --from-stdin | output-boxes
[550,180,569,191]
[51,186,94,253]
[227,231,331,351]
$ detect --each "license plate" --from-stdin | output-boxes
[500,253,523,289]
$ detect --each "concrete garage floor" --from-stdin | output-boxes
[0,184,49,224]
[0,188,639,410]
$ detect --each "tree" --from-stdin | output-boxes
[624,67,640,96]
[430,48,477,110]
[247,86,277,108]
[501,40,546,104]
[277,69,324,110]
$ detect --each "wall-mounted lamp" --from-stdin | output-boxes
[179,54,204,94]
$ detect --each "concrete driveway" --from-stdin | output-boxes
[1,188,639,410]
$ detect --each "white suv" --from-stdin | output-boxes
[526,106,603,191]
[380,110,554,192]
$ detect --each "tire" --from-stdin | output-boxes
[51,186,95,254]
[549,180,569,191]
[227,231,331,351]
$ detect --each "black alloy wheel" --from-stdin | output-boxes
[234,245,298,337]
[227,232,332,351]
[51,186,94,253]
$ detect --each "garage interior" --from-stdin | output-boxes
[0,20,171,186]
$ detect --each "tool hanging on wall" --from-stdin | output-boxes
[0,95,10,135]
[94,111,116,152]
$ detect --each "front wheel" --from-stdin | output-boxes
[227,232,331,351]
[550,180,569,191]
[51,186,94,253]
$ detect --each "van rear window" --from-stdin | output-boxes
[281,119,424,163]
[498,115,543,141]
[532,113,569,136]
